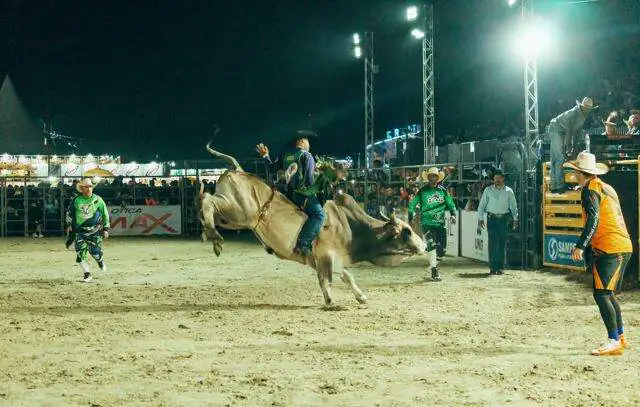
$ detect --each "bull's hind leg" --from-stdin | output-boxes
[315,255,334,306]
[340,269,368,304]
[200,195,228,256]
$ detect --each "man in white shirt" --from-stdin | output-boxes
[477,169,519,275]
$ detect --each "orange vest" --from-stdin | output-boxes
[584,178,632,253]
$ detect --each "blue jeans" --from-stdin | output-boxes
[548,125,566,191]
[294,194,325,249]
[487,215,508,272]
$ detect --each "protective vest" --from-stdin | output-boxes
[584,178,632,253]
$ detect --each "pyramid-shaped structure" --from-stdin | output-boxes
[0,75,44,154]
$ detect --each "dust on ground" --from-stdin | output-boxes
[1,234,639,407]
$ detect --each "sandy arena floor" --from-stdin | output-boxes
[0,234,639,407]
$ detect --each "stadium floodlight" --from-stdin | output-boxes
[353,33,360,45]
[354,45,362,58]
[515,19,555,59]
[407,6,418,21]
[411,28,425,39]
[508,0,517,6]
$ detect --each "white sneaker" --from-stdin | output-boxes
[83,272,93,283]
[591,338,624,356]
[100,263,107,273]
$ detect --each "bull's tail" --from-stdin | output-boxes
[206,141,244,172]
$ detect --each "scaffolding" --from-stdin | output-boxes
[422,4,435,165]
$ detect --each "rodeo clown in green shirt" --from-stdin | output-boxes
[408,167,457,281]
[65,178,110,283]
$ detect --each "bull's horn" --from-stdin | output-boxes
[379,213,390,222]
[199,181,205,198]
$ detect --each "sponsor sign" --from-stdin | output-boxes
[543,233,585,268]
[108,206,181,235]
[444,210,459,257]
[61,162,163,177]
[460,210,489,262]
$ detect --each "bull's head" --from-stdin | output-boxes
[372,212,426,266]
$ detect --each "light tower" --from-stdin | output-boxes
[353,32,376,169]
[407,4,435,165]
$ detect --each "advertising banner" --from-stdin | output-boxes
[543,233,585,270]
[108,206,181,236]
[460,210,489,262]
[61,162,163,178]
[445,211,459,257]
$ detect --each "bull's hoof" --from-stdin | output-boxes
[355,294,368,304]
[265,247,274,255]
[213,241,223,257]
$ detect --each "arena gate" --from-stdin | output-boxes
[541,159,639,286]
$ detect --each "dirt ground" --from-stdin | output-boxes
[0,234,639,407]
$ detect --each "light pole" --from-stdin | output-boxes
[353,32,376,170]
[407,4,435,165]
[354,31,376,211]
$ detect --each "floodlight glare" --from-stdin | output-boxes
[407,6,418,21]
[354,46,362,58]
[515,20,556,59]
[411,28,425,39]
[508,0,517,6]
[353,33,360,45]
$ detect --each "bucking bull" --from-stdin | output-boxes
[199,143,426,306]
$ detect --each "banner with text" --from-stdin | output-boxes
[108,206,181,236]
[460,210,489,262]
[543,233,585,269]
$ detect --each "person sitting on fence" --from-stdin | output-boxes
[547,97,598,194]
[624,113,640,136]
[65,178,110,283]
[408,167,457,282]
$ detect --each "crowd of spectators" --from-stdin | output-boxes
[1,176,218,237]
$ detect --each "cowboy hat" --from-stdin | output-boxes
[75,178,94,192]
[420,166,444,183]
[575,97,598,110]
[563,151,608,175]
[288,129,318,145]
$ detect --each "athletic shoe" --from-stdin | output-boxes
[591,339,624,356]
[98,261,107,273]
[620,334,629,348]
[431,267,442,282]
[83,272,92,283]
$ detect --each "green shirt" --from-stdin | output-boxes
[65,194,110,234]
[408,185,457,227]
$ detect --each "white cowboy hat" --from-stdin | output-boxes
[76,178,94,192]
[623,114,639,129]
[575,97,598,110]
[420,166,444,182]
[563,151,608,175]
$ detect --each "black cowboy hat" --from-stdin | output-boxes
[288,129,318,145]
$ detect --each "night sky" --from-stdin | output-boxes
[1,0,638,161]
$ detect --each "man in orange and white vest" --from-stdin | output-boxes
[567,151,632,356]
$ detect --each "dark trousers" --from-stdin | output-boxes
[487,215,508,272]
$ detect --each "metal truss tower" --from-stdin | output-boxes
[422,4,435,165]
[364,31,375,168]
[522,0,539,169]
